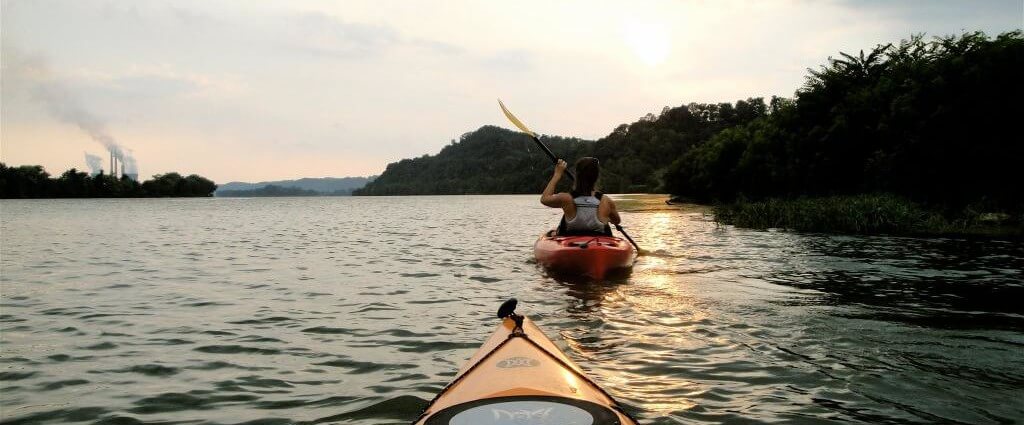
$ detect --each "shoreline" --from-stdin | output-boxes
[711,194,1023,240]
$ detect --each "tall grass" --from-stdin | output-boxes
[714,194,1021,237]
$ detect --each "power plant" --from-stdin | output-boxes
[87,150,138,180]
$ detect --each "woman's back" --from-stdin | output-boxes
[541,158,620,235]
[563,192,610,235]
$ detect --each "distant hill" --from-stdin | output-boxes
[217,184,322,197]
[216,176,375,196]
[354,99,765,196]
[353,126,593,195]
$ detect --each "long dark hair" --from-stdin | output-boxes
[570,157,600,197]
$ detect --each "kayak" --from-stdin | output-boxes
[413,299,638,425]
[534,232,635,279]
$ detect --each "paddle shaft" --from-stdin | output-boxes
[615,224,642,253]
[530,134,576,182]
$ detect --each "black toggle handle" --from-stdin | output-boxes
[497,298,518,319]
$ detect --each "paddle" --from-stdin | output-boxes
[498,99,643,254]
[614,224,642,253]
[498,99,576,182]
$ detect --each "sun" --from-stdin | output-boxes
[622,21,671,67]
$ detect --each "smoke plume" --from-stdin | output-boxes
[7,48,138,176]
[83,152,104,175]
[122,151,138,175]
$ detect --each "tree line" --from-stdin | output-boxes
[1,164,217,198]
[665,31,1023,215]
[354,99,767,196]
[356,31,1022,217]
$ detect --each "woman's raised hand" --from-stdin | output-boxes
[554,159,567,176]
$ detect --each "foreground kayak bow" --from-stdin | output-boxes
[414,299,638,424]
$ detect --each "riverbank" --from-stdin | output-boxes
[713,194,1023,239]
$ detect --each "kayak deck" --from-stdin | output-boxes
[414,302,637,424]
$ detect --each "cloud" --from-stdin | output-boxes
[283,11,401,59]
[480,49,536,73]
[168,4,221,27]
[281,11,462,60]
[828,0,1023,36]
[3,1,1020,182]
[101,68,216,99]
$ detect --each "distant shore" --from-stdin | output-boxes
[1,164,216,198]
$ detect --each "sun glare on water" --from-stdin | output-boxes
[622,20,671,67]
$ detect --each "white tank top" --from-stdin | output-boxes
[565,195,606,233]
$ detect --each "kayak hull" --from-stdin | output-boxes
[534,233,635,279]
[414,315,636,424]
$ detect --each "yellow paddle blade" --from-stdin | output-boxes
[498,99,537,137]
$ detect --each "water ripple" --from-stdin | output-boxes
[1,196,1021,424]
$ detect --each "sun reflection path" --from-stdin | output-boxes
[558,206,723,417]
[554,194,797,419]
[538,194,1024,422]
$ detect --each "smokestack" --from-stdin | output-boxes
[110,152,114,177]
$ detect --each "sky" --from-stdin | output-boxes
[2,0,1021,183]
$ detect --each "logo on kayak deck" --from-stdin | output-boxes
[496,356,540,368]
[491,407,552,420]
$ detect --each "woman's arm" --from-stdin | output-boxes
[601,196,622,225]
[540,159,570,208]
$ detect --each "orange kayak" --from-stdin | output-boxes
[534,232,635,279]
[413,299,638,425]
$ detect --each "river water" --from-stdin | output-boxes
[1,195,1021,424]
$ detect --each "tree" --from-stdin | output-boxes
[1,164,218,198]
[666,31,1024,214]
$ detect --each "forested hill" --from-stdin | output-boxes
[357,31,1022,219]
[354,126,591,195]
[354,99,767,195]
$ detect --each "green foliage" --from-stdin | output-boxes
[667,31,1024,216]
[0,165,53,198]
[715,194,1022,237]
[0,163,217,198]
[354,125,591,195]
[594,99,768,193]
[356,100,767,195]
[715,194,945,234]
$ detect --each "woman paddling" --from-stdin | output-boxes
[541,157,621,236]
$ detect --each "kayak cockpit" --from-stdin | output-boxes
[422,395,624,424]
